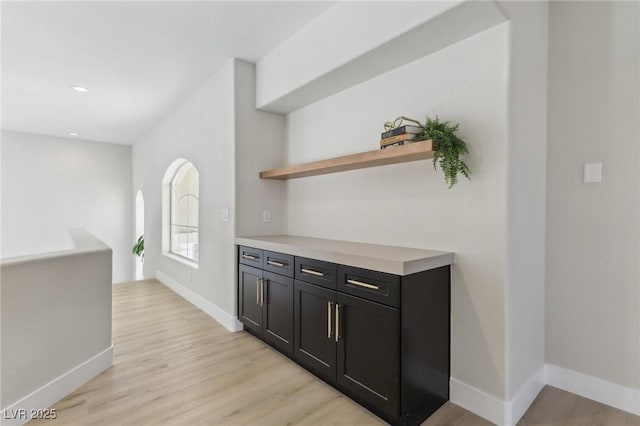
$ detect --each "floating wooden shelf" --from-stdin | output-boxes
[259,140,434,180]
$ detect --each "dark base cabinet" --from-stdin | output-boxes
[337,292,400,419]
[238,245,450,426]
[238,249,294,355]
[293,280,337,381]
[238,264,262,334]
[400,266,451,425]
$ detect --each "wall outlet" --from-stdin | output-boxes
[584,162,602,183]
[262,210,271,223]
[221,208,229,222]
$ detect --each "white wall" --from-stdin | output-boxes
[133,59,285,325]
[1,131,132,282]
[284,23,510,400]
[257,2,459,109]
[256,1,506,113]
[133,60,236,317]
[546,0,640,391]
[500,0,548,402]
[1,229,112,421]
[234,59,287,237]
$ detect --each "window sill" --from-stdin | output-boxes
[163,252,199,270]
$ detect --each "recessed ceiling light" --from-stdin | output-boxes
[68,132,80,136]
[71,86,88,93]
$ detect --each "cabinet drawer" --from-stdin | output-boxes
[239,246,263,268]
[338,265,400,308]
[263,250,294,277]
[295,257,337,290]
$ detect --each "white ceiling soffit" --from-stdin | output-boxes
[257,1,507,114]
[1,1,333,145]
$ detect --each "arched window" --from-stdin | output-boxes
[165,160,199,264]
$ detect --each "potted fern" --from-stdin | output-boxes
[132,235,144,261]
[383,116,471,188]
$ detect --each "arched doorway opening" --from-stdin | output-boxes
[135,190,145,280]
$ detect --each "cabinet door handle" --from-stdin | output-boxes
[347,279,379,290]
[335,304,341,343]
[267,260,285,267]
[262,279,267,306]
[256,277,261,305]
[301,268,324,277]
[327,302,333,339]
[243,254,258,260]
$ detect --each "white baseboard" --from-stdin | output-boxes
[453,364,639,425]
[156,270,243,333]
[450,377,506,425]
[505,367,545,425]
[451,367,544,426]
[545,364,640,417]
[1,345,113,426]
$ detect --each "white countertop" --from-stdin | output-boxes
[235,235,454,276]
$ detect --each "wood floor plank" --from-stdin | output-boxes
[518,386,640,426]
[29,280,640,426]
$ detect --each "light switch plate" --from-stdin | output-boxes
[584,162,602,183]
[221,208,229,222]
[262,210,271,223]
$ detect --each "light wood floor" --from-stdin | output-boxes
[31,280,640,426]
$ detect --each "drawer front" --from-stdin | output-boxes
[239,246,263,268]
[338,265,400,308]
[295,257,337,290]
[263,250,294,278]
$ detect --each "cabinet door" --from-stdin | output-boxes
[336,293,400,418]
[238,264,262,334]
[262,271,293,355]
[294,280,337,382]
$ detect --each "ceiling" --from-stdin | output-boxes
[1,1,333,145]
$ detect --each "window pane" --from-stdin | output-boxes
[169,161,199,263]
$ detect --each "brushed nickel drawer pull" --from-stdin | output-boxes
[256,277,261,305]
[347,279,380,290]
[243,254,258,260]
[301,268,324,277]
[335,304,341,343]
[267,260,285,267]
[327,301,333,339]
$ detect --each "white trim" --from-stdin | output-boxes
[453,365,639,425]
[545,364,640,417]
[505,367,545,426]
[451,366,544,426]
[163,252,199,270]
[450,377,505,425]
[156,270,243,333]
[1,346,113,426]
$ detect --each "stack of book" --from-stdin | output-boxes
[380,125,423,149]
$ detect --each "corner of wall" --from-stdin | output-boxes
[156,270,243,332]
[233,58,287,238]
[452,364,544,426]
[499,0,549,402]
